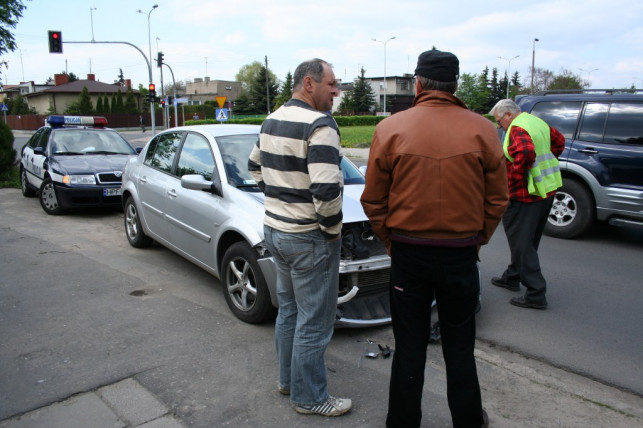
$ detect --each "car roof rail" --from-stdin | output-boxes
[533,89,643,96]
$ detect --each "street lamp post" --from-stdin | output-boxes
[530,38,539,94]
[498,55,519,99]
[579,68,598,88]
[137,4,158,134]
[372,36,396,114]
[89,7,97,42]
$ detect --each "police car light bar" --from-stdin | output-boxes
[47,115,108,128]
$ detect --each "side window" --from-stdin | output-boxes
[578,103,609,143]
[603,103,643,145]
[144,135,161,165]
[530,101,582,139]
[37,128,52,150]
[27,129,45,149]
[149,132,183,173]
[176,133,215,180]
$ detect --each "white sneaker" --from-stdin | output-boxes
[294,396,352,416]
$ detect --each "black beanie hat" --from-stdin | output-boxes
[414,49,459,82]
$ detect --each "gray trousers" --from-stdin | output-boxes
[500,197,554,303]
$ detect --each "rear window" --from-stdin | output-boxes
[529,101,582,139]
[604,103,643,145]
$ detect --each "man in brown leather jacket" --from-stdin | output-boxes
[361,49,508,428]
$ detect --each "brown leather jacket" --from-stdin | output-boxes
[360,90,509,250]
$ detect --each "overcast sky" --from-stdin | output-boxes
[4,0,643,91]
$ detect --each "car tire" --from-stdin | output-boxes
[20,167,36,197]
[39,178,65,215]
[124,196,153,248]
[545,179,595,239]
[221,241,277,324]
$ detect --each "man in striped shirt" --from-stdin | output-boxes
[248,58,350,417]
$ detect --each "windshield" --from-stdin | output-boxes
[51,129,136,155]
[216,134,365,188]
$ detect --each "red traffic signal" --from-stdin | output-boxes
[148,84,156,103]
[48,31,63,54]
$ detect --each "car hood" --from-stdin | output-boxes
[51,154,135,174]
[245,184,367,224]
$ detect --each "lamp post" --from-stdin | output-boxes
[137,4,158,78]
[137,4,158,134]
[372,36,396,114]
[89,7,97,42]
[498,55,519,99]
[530,37,539,94]
[579,68,598,88]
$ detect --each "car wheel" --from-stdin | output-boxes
[20,168,36,197]
[39,178,65,215]
[221,241,277,324]
[124,196,153,248]
[545,179,595,239]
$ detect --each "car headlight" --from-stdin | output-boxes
[63,175,96,185]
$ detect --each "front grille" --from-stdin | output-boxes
[97,172,122,184]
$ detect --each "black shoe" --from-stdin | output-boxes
[482,409,489,428]
[491,277,520,291]
[510,296,547,309]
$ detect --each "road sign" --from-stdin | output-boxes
[216,108,228,121]
[175,97,188,103]
[0,104,8,112]
[215,96,227,109]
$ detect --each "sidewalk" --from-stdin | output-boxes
[1,340,641,428]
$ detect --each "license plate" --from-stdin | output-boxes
[103,188,122,197]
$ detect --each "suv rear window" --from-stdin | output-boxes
[604,103,643,145]
[530,101,581,139]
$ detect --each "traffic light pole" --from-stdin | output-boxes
[163,63,178,127]
[57,40,156,134]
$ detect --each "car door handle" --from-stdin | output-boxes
[167,189,177,198]
[579,148,599,155]
[140,176,148,183]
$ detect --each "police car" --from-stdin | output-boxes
[20,115,139,215]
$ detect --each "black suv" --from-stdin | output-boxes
[515,90,643,238]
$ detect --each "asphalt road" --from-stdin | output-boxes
[11,129,643,397]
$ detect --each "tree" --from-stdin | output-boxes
[124,86,138,113]
[336,88,355,115]
[0,0,26,80]
[6,93,33,114]
[548,69,584,91]
[0,119,17,175]
[65,86,94,115]
[138,84,150,113]
[95,94,104,113]
[117,68,125,86]
[351,67,377,114]
[273,71,293,110]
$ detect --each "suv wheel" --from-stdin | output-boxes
[221,242,276,324]
[546,179,595,239]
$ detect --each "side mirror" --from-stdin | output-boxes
[181,174,223,197]
[358,165,367,176]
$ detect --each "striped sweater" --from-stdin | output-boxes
[248,99,343,239]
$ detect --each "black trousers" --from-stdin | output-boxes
[500,197,554,303]
[386,242,484,428]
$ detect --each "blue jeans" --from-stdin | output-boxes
[386,242,484,428]
[263,226,340,407]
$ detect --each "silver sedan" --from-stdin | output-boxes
[121,124,391,327]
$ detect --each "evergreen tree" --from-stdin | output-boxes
[337,89,355,115]
[0,119,17,174]
[117,68,125,86]
[352,67,377,114]
[248,65,279,114]
[110,93,116,113]
[95,95,104,114]
[7,93,33,114]
[113,90,124,113]
[124,86,138,113]
[273,71,293,110]
[77,86,94,114]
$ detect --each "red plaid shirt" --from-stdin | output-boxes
[506,125,565,202]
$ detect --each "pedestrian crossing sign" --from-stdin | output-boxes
[216,108,228,121]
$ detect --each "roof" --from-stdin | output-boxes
[34,79,140,95]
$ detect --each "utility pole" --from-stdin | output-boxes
[265,55,270,114]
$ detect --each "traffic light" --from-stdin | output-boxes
[148,83,156,103]
[160,98,166,108]
[157,52,164,68]
[48,31,63,53]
